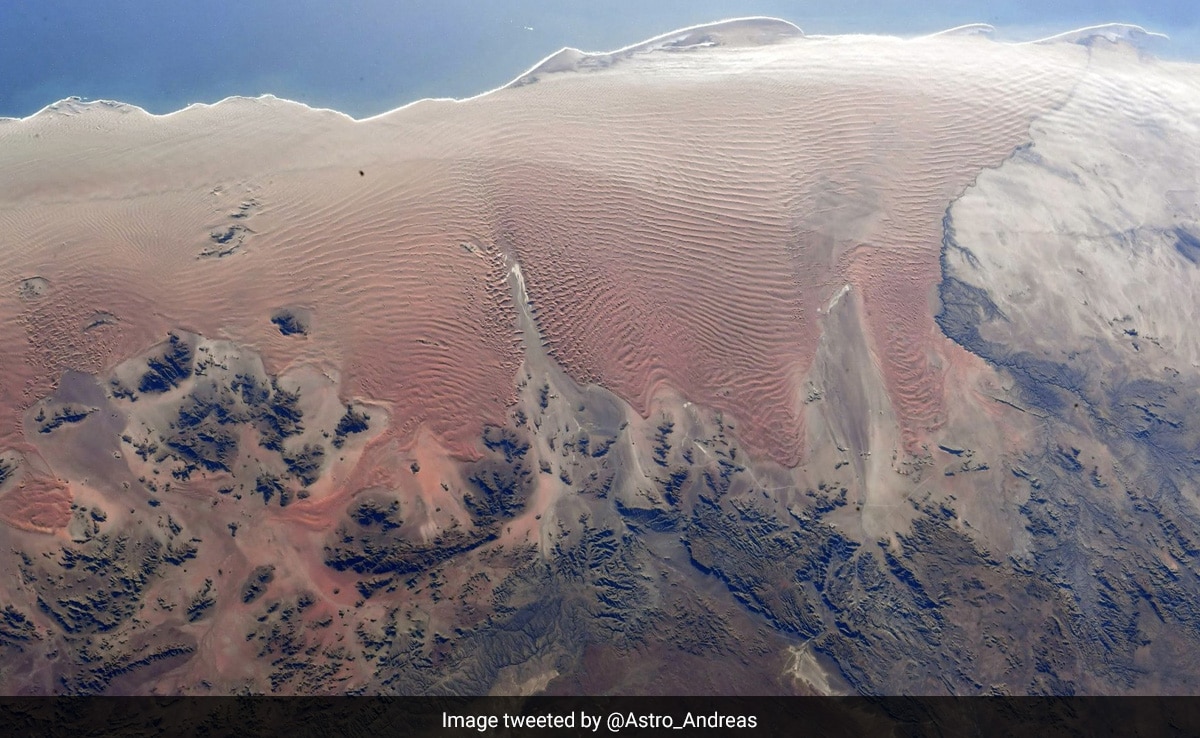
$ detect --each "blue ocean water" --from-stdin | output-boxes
[1,0,1196,119]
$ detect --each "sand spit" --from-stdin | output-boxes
[507,16,804,88]
[1029,22,1170,48]
[0,21,1157,475]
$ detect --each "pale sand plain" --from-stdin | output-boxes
[1,18,1198,694]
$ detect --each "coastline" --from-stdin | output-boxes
[0,18,1171,126]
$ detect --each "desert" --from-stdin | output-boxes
[1,18,1199,695]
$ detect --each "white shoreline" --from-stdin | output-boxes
[0,17,1172,125]
[1025,22,1170,46]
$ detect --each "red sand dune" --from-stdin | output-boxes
[0,474,72,533]
[0,24,1086,482]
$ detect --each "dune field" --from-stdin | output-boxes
[1,18,1199,697]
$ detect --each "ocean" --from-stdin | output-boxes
[1,0,1197,119]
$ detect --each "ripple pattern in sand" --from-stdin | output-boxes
[0,35,1090,469]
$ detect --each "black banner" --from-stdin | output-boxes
[3,696,1200,737]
